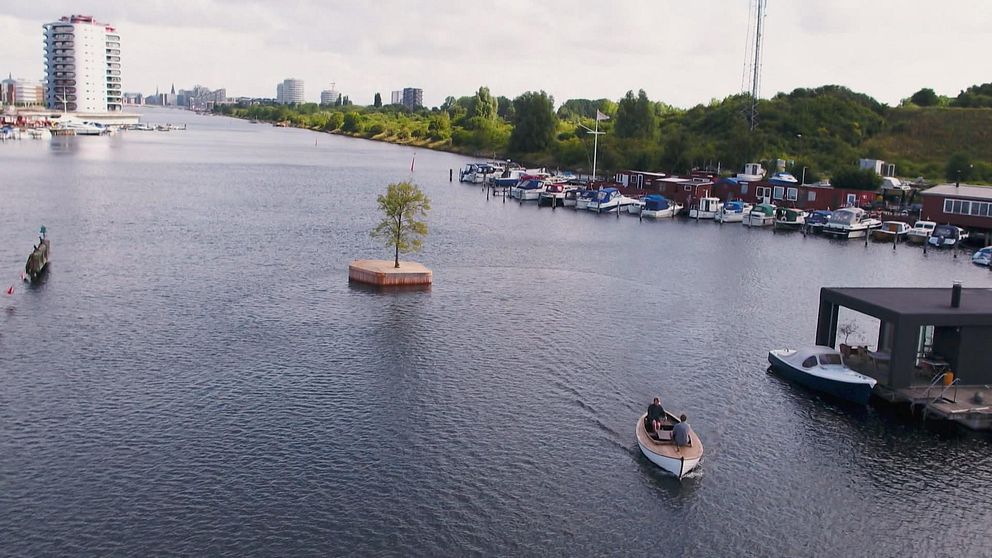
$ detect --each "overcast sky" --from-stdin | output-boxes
[2,1,989,108]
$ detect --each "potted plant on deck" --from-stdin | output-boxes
[838,322,862,358]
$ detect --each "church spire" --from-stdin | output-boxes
[170,83,175,94]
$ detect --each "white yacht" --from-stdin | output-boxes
[715,200,750,223]
[688,197,721,219]
[905,220,937,244]
[822,207,882,239]
[586,188,638,213]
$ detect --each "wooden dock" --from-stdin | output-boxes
[348,259,432,287]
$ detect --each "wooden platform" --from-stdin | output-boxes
[348,259,432,287]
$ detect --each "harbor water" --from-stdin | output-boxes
[1,110,990,556]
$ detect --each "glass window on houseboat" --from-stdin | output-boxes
[808,191,816,202]
[818,353,843,366]
[980,203,990,217]
[944,199,953,213]
[773,186,784,199]
[971,202,983,216]
[952,200,963,214]
[741,184,748,194]
[787,187,798,201]
[960,201,971,215]
[802,356,818,368]
[846,194,856,206]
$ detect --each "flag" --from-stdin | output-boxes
[596,110,610,121]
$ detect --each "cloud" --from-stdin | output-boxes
[1,0,989,108]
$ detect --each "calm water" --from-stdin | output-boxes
[2,110,991,557]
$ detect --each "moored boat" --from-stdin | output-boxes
[871,221,912,242]
[587,188,637,213]
[927,224,967,248]
[743,203,776,227]
[688,197,721,219]
[972,246,992,266]
[822,207,882,239]
[626,198,644,215]
[537,183,567,206]
[767,346,877,405]
[635,412,703,480]
[575,190,596,210]
[640,194,680,219]
[774,207,806,230]
[715,200,750,223]
[805,210,832,234]
[905,220,936,244]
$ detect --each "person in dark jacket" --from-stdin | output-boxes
[673,414,691,448]
[647,397,666,435]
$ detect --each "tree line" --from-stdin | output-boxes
[214,81,992,184]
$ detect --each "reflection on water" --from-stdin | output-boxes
[0,109,990,556]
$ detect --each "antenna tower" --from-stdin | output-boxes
[742,0,767,131]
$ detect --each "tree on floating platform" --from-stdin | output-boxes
[372,181,431,268]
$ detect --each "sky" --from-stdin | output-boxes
[1,0,989,108]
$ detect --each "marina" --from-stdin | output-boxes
[1,111,990,556]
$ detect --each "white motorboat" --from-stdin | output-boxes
[972,246,992,266]
[871,221,912,242]
[27,128,51,140]
[822,207,882,239]
[688,197,721,219]
[575,190,596,210]
[459,163,503,184]
[805,210,832,234]
[55,120,107,136]
[626,199,645,215]
[768,346,877,405]
[927,224,968,248]
[514,178,548,201]
[743,203,776,227]
[640,194,681,219]
[905,220,936,244]
[538,183,568,206]
[715,200,750,223]
[586,188,637,213]
[635,412,703,480]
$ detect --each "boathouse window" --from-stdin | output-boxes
[773,186,785,200]
[787,187,798,201]
[802,356,818,368]
[741,184,748,194]
[808,191,816,202]
[756,186,771,199]
[943,198,992,218]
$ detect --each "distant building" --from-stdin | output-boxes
[858,158,896,176]
[921,183,992,241]
[276,78,304,104]
[320,88,340,105]
[43,14,122,112]
[390,90,402,105]
[123,92,142,105]
[1,74,44,106]
[401,87,422,110]
[176,84,227,110]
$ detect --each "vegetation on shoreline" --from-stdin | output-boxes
[213,82,992,183]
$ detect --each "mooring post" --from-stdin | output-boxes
[893,230,897,250]
[449,169,453,182]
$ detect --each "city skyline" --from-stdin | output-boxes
[0,1,989,108]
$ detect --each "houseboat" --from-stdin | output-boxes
[715,200,750,223]
[927,224,968,248]
[905,221,936,244]
[774,207,806,231]
[688,197,721,219]
[743,203,776,227]
[640,194,680,219]
[822,207,882,239]
[871,221,912,242]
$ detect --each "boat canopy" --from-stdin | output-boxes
[723,200,745,212]
[827,207,863,225]
[518,179,543,190]
[595,188,619,202]
[779,207,804,218]
[933,224,959,238]
[644,194,671,210]
[752,203,776,216]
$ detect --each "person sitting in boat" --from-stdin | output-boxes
[647,397,667,435]
[672,414,691,448]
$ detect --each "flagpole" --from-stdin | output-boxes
[592,116,599,183]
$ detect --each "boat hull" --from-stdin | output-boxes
[688,210,716,219]
[637,438,701,479]
[774,220,805,230]
[716,212,745,223]
[767,351,873,405]
[642,208,677,219]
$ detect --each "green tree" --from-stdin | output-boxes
[830,167,882,190]
[373,92,382,108]
[469,86,498,120]
[614,89,656,139]
[371,181,431,268]
[427,112,452,141]
[509,90,556,153]
[495,96,514,120]
[909,88,938,107]
[945,152,974,182]
[342,111,363,133]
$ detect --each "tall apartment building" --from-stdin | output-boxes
[390,90,402,105]
[401,88,423,110]
[276,78,304,104]
[320,87,340,105]
[1,74,45,106]
[43,14,122,112]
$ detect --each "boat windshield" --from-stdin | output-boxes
[828,211,857,225]
[933,225,957,237]
[818,353,843,366]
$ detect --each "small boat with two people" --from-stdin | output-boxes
[822,207,882,239]
[715,200,750,223]
[767,346,877,405]
[636,399,703,480]
[774,207,806,231]
[24,226,51,281]
[743,203,777,227]
[927,224,969,249]
[905,220,936,244]
[870,221,912,242]
[688,197,721,219]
